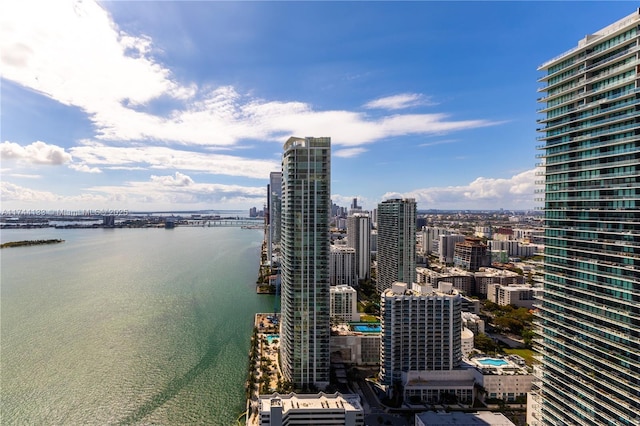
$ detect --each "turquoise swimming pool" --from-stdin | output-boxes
[351,323,381,333]
[266,334,279,345]
[477,358,508,366]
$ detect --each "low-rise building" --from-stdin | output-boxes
[330,323,380,365]
[474,268,524,297]
[258,392,364,426]
[486,284,535,309]
[461,327,475,357]
[468,356,533,403]
[462,311,485,335]
[416,411,515,426]
[403,369,475,406]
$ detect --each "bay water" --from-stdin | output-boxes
[1,226,273,425]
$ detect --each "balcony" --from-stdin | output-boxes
[585,44,640,72]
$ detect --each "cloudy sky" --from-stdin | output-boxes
[1,1,632,212]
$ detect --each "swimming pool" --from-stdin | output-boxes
[351,324,381,333]
[266,334,279,345]
[477,358,508,367]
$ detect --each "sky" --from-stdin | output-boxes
[0,1,635,212]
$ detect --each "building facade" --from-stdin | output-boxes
[329,245,357,287]
[453,237,491,271]
[329,284,359,322]
[279,136,331,390]
[439,234,466,264]
[532,10,640,425]
[346,212,371,281]
[267,171,282,266]
[376,198,417,293]
[379,282,462,389]
[486,284,536,309]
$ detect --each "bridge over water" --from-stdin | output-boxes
[174,219,264,228]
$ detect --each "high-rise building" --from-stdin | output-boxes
[379,282,462,389]
[531,10,640,425]
[439,234,466,264]
[268,171,282,266]
[376,198,417,293]
[279,136,331,390]
[453,237,491,271]
[347,212,371,281]
[330,245,356,287]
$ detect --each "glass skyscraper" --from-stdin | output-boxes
[376,198,417,294]
[531,10,640,425]
[279,136,331,390]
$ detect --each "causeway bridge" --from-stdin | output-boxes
[174,218,264,228]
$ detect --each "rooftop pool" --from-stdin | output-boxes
[476,357,508,367]
[350,323,381,333]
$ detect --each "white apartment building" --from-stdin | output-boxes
[462,311,485,335]
[379,282,462,390]
[330,285,359,322]
[330,245,357,287]
[469,357,533,403]
[486,284,536,309]
[461,327,475,357]
[258,392,364,426]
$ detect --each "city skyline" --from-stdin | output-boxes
[1,1,633,212]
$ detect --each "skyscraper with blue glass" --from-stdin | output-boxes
[531,9,640,425]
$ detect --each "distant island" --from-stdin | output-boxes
[1,239,65,249]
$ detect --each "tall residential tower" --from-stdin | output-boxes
[347,212,372,281]
[279,136,331,390]
[532,10,640,425]
[376,198,417,293]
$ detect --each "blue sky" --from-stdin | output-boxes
[1,1,634,212]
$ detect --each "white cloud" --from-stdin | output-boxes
[364,93,434,110]
[68,163,102,173]
[0,181,108,204]
[86,175,266,207]
[6,173,42,179]
[150,172,194,187]
[334,147,367,158]
[69,144,279,179]
[383,169,538,210]
[0,141,72,165]
[0,1,501,150]
[0,177,265,211]
[418,139,458,148]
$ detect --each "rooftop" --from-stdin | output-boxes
[259,392,362,413]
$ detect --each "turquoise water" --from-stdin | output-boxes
[1,227,272,425]
[351,323,381,333]
[477,358,508,366]
[265,334,280,345]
